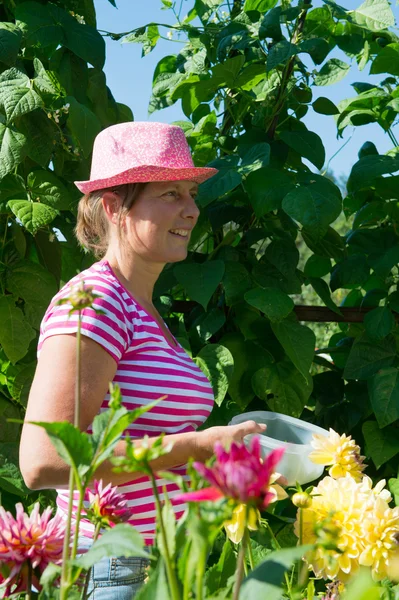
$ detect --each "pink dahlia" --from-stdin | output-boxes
[177,437,284,509]
[0,503,65,596]
[84,480,131,527]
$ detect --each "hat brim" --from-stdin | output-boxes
[74,165,219,194]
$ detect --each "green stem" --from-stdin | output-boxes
[60,468,75,598]
[244,528,255,571]
[81,522,102,600]
[149,471,180,600]
[75,313,82,430]
[195,543,208,600]
[71,482,85,560]
[26,562,32,600]
[232,537,247,600]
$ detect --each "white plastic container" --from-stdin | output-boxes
[228,411,329,486]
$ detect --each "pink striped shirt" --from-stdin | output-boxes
[38,260,214,544]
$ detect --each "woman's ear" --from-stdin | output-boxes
[101,191,121,225]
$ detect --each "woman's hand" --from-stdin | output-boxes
[194,421,267,462]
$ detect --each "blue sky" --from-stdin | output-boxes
[94,0,399,180]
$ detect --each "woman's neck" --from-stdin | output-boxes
[103,249,164,306]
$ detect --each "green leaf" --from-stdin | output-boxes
[211,55,245,88]
[62,17,105,70]
[389,478,399,506]
[174,260,225,310]
[197,157,241,206]
[244,287,294,322]
[271,319,315,379]
[267,40,297,72]
[238,143,270,175]
[279,130,325,170]
[309,278,342,315]
[298,38,330,65]
[314,59,350,86]
[30,421,93,477]
[362,420,399,469]
[304,255,331,278]
[368,367,399,428]
[344,333,396,380]
[74,524,149,569]
[6,261,57,329]
[0,68,43,122]
[196,309,226,341]
[16,2,63,47]
[312,97,339,115]
[240,546,311,600]
[194,344,234,407]
[244,0,278,12]
[19,110,58,168]
[123,24,160,57]
[0,123,27,179]
[0,23,22,67]
[222,261,253,306]
[370,44,399,76]
[347,155,399,193]
[351,0,395,31]
[259,8,282,40]
[66,96,101,157]
[302,226,345,262]
[364,306,395,340]
[330,254,370,292]
[244,167,294,217]
[0,296,35,363]
[0,442,30,496]
[282,183,341,240]
[7,200,58,234]
[27,170,73,210]
[252,360,312,417]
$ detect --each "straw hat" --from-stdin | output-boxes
[74,121,218,194]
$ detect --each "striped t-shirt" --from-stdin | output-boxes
[38,260,214,544]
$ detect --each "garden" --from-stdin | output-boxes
[0,0,399,597]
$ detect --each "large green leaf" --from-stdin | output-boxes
[7,200,58,234]
[66,96,101,157]
[244,0,278,11]
[62,15,105,70]
[370,44,399,76]
[6,261,57,329]
[0,296,35,363]
[271,319,315,379]
[238,143,270,175]
[194,344,234,407]
[279,130,325,170]
[304,255,331,278]
[330,254,370,291]
[244,287,294,322]
[252,360,312,417]
[174,260,225,310]
[0,68,43,122]
[0,442,30,496]
[244,167,294,217]
[27,170,73,210]
[312,97,340,115]
[344,333,396,380]
[0,123,27,179]
[302,226,345,262]
[74,524,149,568]
[267,40,297,72]
[347,155,399,193]
[314,58,350,86]
[211,55,245,88]
[240,546,311,600]
[259,8,282,40]
[197,157,241,206]
[364,306,395,340]
[30,421,93,477]
[282,182,341,240]
[0,23,22,66]
[362,420,399,469]
[350,0,395,31]
[222,261,252,306]
[16,1,63,47]
[309,278,342,315]
[368,367,399,428]
[19,110,58,168]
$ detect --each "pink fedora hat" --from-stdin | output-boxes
[74,121,218,194]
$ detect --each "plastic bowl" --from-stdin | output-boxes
[228,411,329,486]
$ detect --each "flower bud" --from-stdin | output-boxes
[292,492,312,508]
[133,446,148,461]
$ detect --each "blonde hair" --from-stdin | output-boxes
[75,182,147,258]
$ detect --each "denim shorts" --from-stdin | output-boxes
[79,537,151,600]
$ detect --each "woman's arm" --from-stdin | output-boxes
[20,334,265,490]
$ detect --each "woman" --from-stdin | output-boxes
[19,121,266,599]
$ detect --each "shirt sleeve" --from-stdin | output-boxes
[38,280,131,364]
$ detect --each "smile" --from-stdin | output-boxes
[169,229,189,238]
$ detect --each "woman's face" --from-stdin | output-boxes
[122,180,200,264]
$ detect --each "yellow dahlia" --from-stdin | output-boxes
[359,496,399,581]
[224,504,259,544]
[309,428,366,481]
[295,475,370,580]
